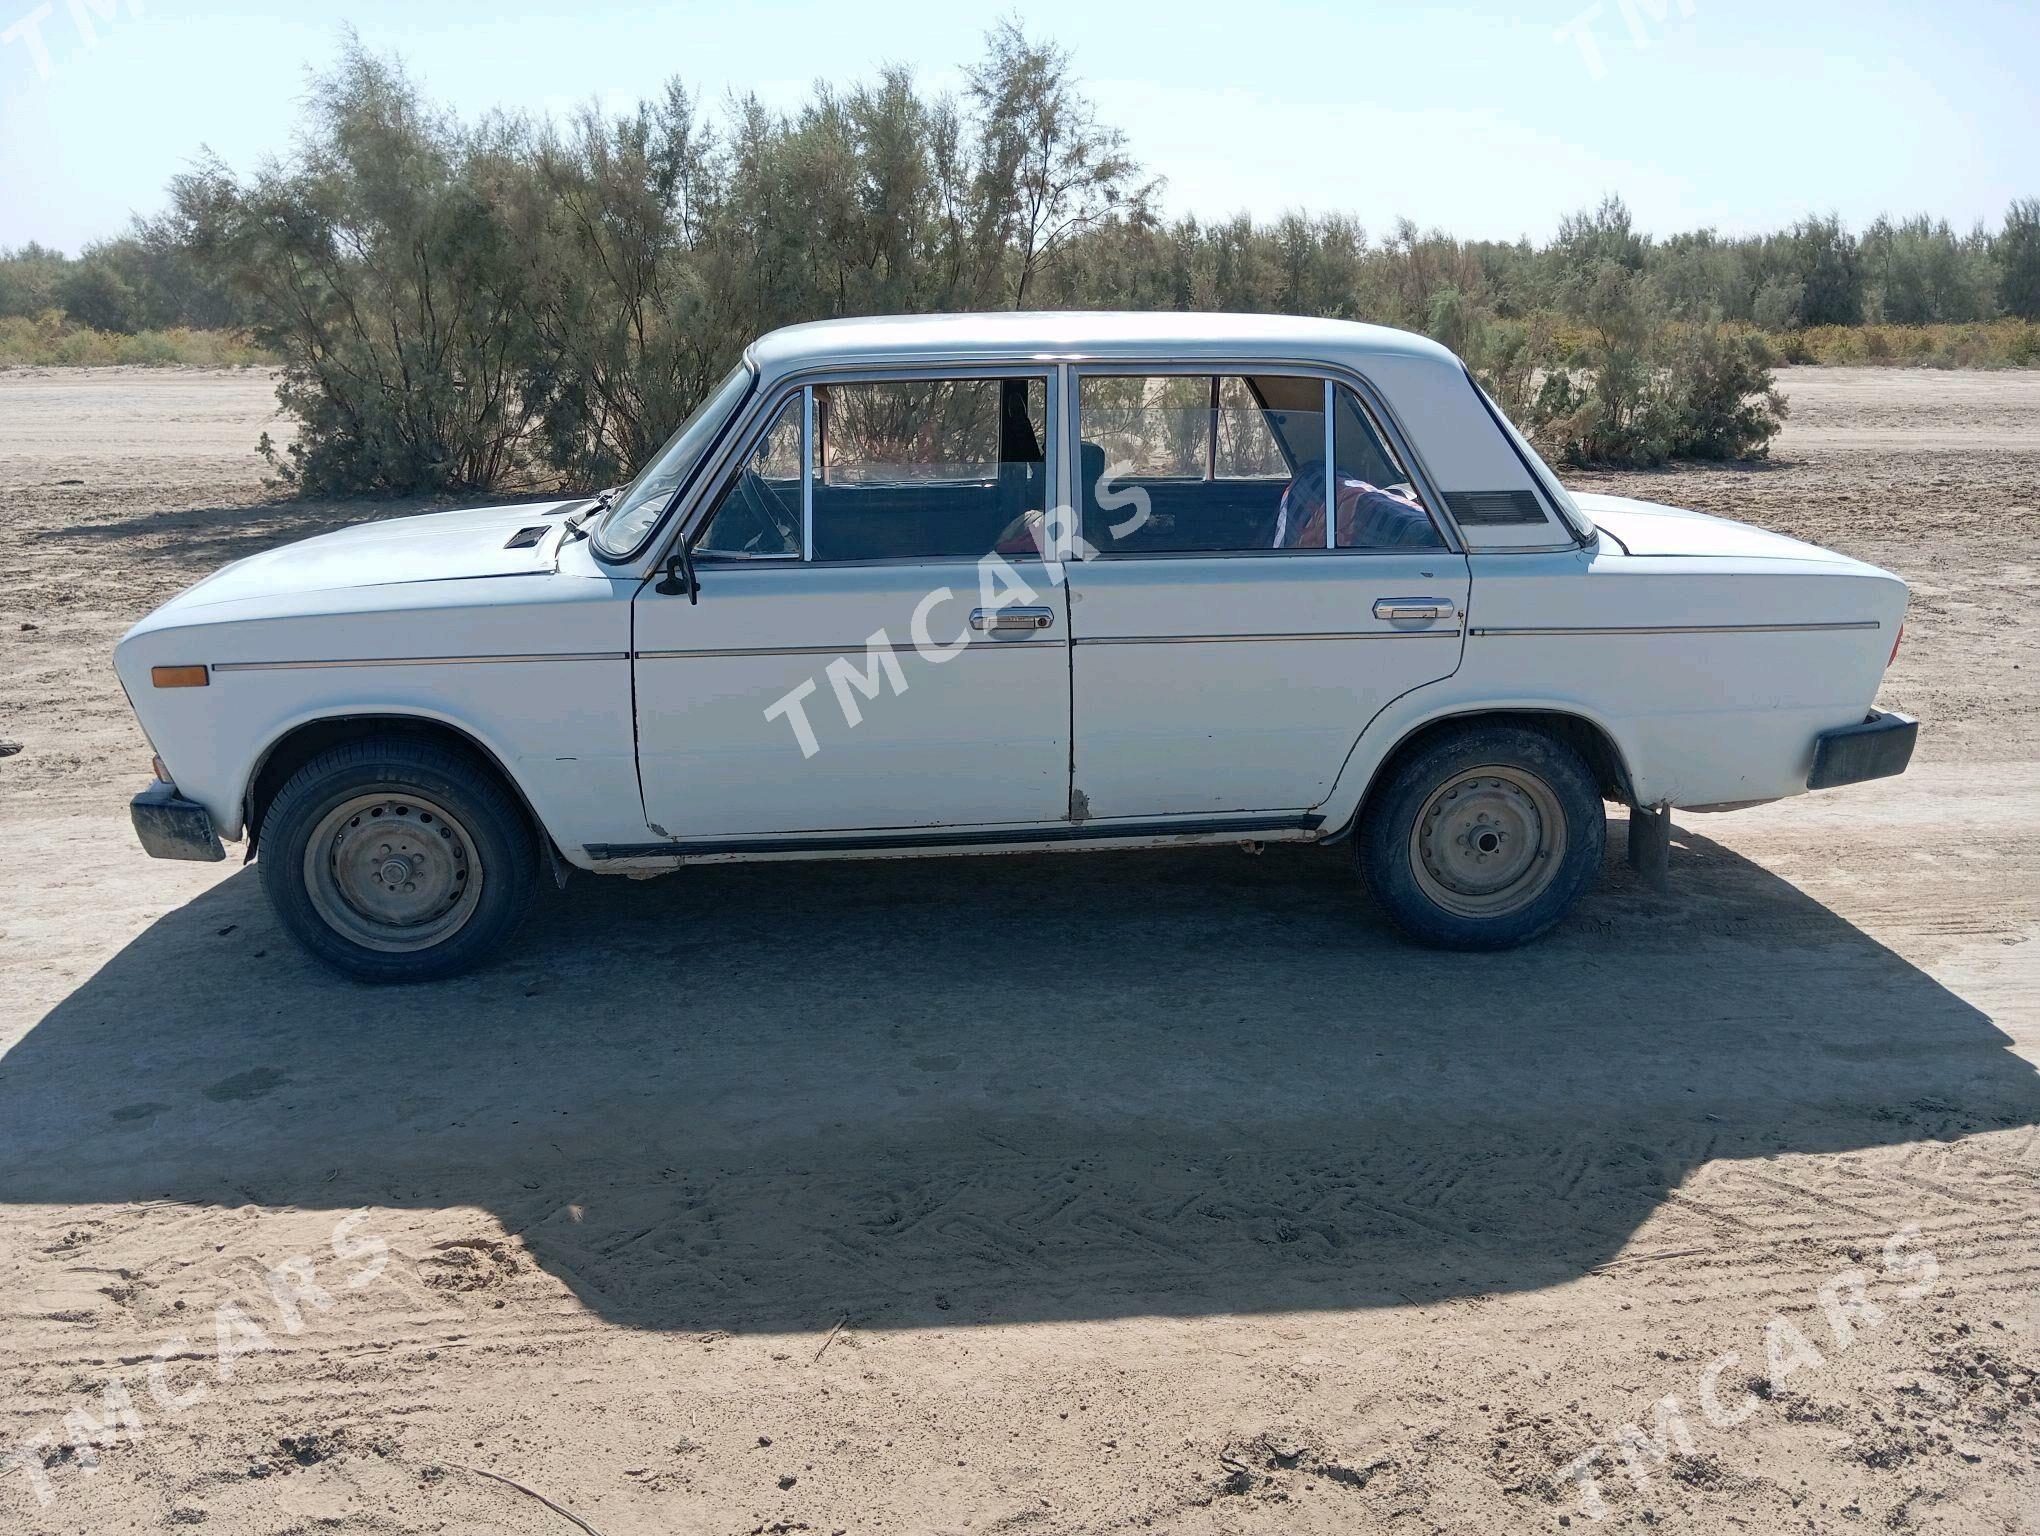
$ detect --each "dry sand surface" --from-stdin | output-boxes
[0,364,2036,1534]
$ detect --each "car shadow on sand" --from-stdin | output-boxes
[2,823,2033,1333]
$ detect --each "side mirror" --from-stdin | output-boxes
[655,544,698,604]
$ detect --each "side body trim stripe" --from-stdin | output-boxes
[211,652,627,672]
[1075,630,1458,646]
[1467,621,1880,638]
[585,813,1323,861]
[636,640,1059,659]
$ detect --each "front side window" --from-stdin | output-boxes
[593,362,753,558]
[1077,373,1442,554]
[684,375,1051,564]
[811,377,1047,561]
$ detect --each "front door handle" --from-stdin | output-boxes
[1373,597,1456,622]
[970,606,1055,633]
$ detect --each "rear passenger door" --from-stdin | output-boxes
[1063,368,1470,821]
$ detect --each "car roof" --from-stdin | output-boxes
[746,310,1460,377]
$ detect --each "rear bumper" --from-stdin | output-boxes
[1808,710,1918,791]
[130,780,226,862]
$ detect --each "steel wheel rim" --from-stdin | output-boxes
[1408,764,1567,919]
[303,791,484,954]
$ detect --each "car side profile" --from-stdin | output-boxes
[116,312,1917,980]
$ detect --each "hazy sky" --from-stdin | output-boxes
[2,0,2034,253]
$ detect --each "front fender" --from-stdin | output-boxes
[236,701,552,845]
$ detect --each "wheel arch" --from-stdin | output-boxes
[1335,706,1639,839]
[243,711,547,858]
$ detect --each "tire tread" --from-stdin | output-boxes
[1358,723,1605,950]
[257,735,538,982]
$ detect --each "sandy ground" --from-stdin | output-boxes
[0,365,2036,1534]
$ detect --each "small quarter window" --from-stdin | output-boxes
[697,394,805,558]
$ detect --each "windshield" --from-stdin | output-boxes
[592,362,755,558]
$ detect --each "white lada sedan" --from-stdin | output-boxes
[116,312,1916,981]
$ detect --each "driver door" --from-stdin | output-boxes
[632,372,1073,840]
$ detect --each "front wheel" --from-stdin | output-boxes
[258,736,539,982]
[1359,723,1605,950]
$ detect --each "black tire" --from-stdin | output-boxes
[257,735,539,982]
[1359,722,1605,950]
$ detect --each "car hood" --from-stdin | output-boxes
[1573,492,1849,562]
[169,499,584,610]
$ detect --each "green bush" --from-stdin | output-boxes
[54,261,139,333]
[1521,262,1786,468]
[0,313,274,367]
[1786,319,2040,368]
[34,31,2021,494]
[178,46,541,494]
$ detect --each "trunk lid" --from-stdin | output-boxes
[1575,492,1850,563]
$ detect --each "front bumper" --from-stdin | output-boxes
[131,780,226,862]
[1808,710,1918,791]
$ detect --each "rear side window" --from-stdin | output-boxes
[1077,373,1442,554]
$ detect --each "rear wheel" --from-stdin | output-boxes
[258,736,538,982]
[1359,723,1604,949]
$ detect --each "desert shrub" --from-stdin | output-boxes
[1778,216,1864,327]
[177,44,542,494]
[1998,199,2040,320]
[0,313,274,367]
[1523,261,1786,468]
[46,31,2030,493]
[55,261,139,333]
[0,244,68,319]
[177,25,1151,494]
[1751,277,1803,332]
[1863,215,1996,325]
[1469,314,1559,426]
[1786,319,2040,368]
[1653,324,1787,459]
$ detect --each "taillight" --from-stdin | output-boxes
[1888,624,1904,667]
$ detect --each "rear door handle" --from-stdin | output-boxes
[1373,597,1456,622]
[971,605,1055,633]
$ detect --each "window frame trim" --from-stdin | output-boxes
[670,361,1062,571]
[1065,359,1460,560]
[591,359,758,565]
